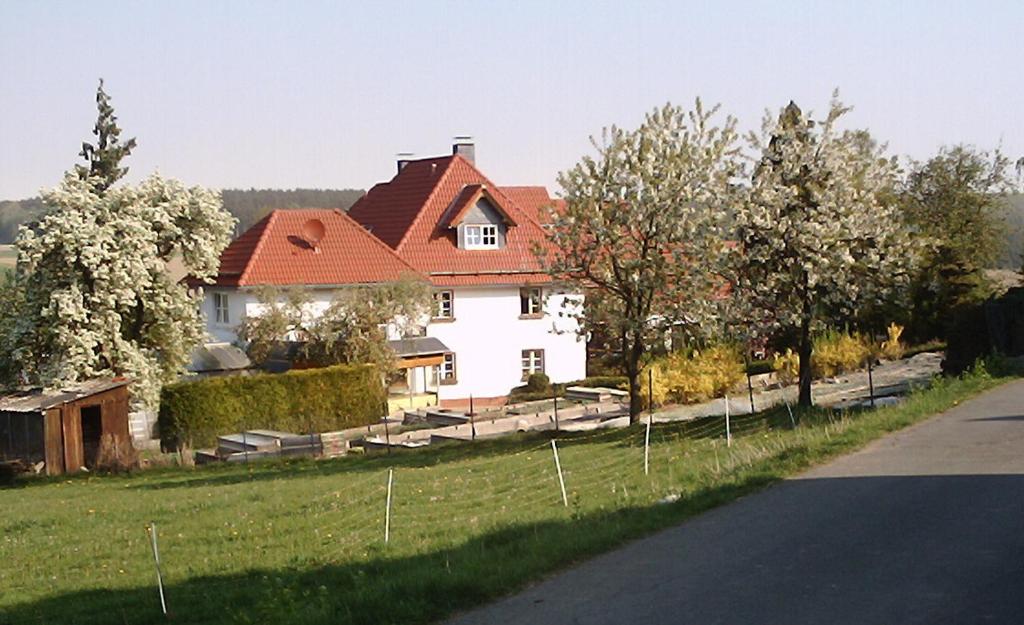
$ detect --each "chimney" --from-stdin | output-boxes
[396,152,414,174]
[452,136,475,164]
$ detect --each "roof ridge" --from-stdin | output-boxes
[237,211,279,286]
[394,155,458,253]
[464,160,547,231]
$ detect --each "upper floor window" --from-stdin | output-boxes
[465,224,499,250]
[520,287,542,317]
[433,290,454,319]
[214,292,230,324]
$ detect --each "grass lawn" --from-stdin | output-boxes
[0,365,1014,625]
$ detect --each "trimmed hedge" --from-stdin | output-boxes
[507,375,630,404]
[159,364,386,450]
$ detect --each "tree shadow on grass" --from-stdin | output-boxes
[7,473,1024,625]
[0,477,773,625]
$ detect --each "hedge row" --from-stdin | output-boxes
[159,364,386,450]
[507,375,629,403]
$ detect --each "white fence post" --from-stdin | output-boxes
[384,468,394,543]
[644,414,651,476]
[551,439,568,507]
[725,394,732,447]
[147,522,167,616]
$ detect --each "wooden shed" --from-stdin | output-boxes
[0,378,131,475]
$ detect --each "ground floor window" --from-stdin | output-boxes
[521,349,545,380]
[436,352,457,384]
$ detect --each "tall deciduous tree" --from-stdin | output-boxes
[542,101,743,421]
[900,145,1016,342]
[6,173,236,407]
[75,79,137,192]
[732,94,917,407]
[238,276,432,376]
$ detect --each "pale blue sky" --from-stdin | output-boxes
[1,0,1021,199]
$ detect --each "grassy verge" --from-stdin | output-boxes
[0,364,1015,625]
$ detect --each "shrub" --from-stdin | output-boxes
[159,364,385,450]
[574,375,628,390]
[813,330,872,377]
[746,359,775,376]
[772,331,872,383]
[880,322,905,360]
[525,372,551,392]
[772,348,800,385]
[95,433,139,473]
[643,345,745,407]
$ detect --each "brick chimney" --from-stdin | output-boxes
[452,136,475,164]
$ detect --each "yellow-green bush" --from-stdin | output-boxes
[814,330,872,377]
[771,330,873,382]
[643,345,745,407]
[772,348,800,385]
[880,322,905,360]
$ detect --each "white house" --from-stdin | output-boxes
[198,141,586,409]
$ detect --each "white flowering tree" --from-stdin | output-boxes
[7,173,236,407]
[542,101,743,421]
[732,94,917,407]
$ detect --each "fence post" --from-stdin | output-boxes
[746,366,755,414]
[725,394,732,447]
[867,357,876,408]
[644,414,651,476]
[384,468,394,543]
[147,522,167,616]
[553,390,560,432]
[550,439,568,507]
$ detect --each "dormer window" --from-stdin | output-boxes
[464,224,499,250]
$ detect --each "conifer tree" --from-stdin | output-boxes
[75,79,137,191]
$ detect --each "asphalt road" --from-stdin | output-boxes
[449,379,1024,625]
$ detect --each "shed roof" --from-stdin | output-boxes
[0,378,131,413]
[387,336,451,358]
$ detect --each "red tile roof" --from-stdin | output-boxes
[348,155,555,285]
[440,184,519,229]
[501,186,561,225]
[203,209,424,287]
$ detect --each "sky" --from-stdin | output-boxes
[1,0,1021,200]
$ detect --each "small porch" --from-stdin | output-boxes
[386,337,450,416]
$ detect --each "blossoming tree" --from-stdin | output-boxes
[542,101,743,421]
[732,94,917,407]
[8,173,236,407]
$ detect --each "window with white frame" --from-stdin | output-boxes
[213,292,230,324]
[521,349,545,380]
[519,287,542,316]
[433,290,454,319]
[437,352,457,384]
[464,224,499,250]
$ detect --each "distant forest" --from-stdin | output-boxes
[2,190,1022,268]
[0,188,365,243]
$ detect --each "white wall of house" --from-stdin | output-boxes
[200,284,587,401]
[201,287,336,344]
[426,285,586,400]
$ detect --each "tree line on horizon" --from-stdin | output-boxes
[0,187,365,244]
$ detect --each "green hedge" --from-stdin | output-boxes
[507,375,630,404]
[159,364,385,450]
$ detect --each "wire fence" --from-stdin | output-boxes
[1,404,860,625]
